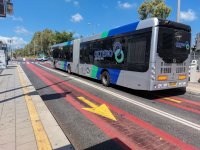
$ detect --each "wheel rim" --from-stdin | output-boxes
[102,75,107,85]
[68,66,71,73]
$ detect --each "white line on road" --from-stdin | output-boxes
[37,63,200,131]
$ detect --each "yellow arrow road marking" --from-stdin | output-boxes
[78,96,98,108]
[77,97,117,121]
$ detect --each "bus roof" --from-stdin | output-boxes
[81,17,158,43]
[51,18,191,46]
[51,41,73,49]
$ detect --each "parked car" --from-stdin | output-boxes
[35,56,48,61]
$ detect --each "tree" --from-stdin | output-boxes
[53,31,73,44]
[14,29,74,57]
[138,0,171,20]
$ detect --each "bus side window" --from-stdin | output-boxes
[102,38,114,65]
[64,45,73,62]
[80,43,85,63]
[53,49,59,58]
[84,43,91,63]
[89,42,95,64]
[127,36,148,72]
[70,45,73,62]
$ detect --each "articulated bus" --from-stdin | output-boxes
[51,18,191,91]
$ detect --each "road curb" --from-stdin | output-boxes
[18,65,74,150]
[0,69,3,74]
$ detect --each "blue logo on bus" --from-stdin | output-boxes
[176,41,190,50]
[113,42,124,63]
[94,49,113,60]
[94,42,124,63]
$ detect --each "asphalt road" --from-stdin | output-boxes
[19,60,200,150]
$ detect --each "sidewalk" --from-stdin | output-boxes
[187,82,200,95]
[0,64,73,150]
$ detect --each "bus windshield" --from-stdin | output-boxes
[157,27,191,63]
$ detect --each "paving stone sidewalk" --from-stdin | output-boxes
[0,64,73,150]
[0,65,37,150]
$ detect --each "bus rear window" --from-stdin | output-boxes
[158,27,191,54]
[157,27,191,63]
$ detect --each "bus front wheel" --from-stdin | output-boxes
[101,71,110,87]
[53,61,56,68]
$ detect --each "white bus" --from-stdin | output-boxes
[51,18,191,91]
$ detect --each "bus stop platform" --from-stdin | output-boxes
[0,64,73,150]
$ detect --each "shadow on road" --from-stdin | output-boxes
[85,138,130,150]
[112,84,186,100]
[51,68,186,101]
[54,144,74,150]
[0,85,32,94]
[0,90,38,104]
[36,79,71,91]
[0,74,12,76]
[41,92,71,101]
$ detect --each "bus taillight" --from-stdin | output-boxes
[157,75,168,81]
[178,74,187,80]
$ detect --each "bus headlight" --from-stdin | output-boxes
[151,75,156,80]
[152,65,156,70]
[178,74,187,80]
[151,70,156,75]
[157,75,168,81]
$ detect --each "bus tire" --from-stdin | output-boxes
[67,65,71,74]
[101,71,110,87]
[53,61,56,68]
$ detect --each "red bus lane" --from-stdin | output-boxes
[27,63,197,150]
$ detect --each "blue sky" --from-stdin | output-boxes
[0,0,200,48]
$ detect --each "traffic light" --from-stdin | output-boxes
[7,2,13,15]
[0,0,5,17]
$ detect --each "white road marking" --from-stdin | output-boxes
[37,63,200,131]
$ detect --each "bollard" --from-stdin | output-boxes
[190,60,199,82]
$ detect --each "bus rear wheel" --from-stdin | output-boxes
[101,71,110,87]
[67,65,71,74]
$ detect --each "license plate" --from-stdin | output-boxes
[169,82,177,87]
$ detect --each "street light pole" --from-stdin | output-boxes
[88,23,100,35]
[176,0,181,22]
[33,41,36,56]
[8,39,12,60]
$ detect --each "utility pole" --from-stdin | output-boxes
[8,39,12,60]
[33,41,35,56]
[176,0,181,22]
